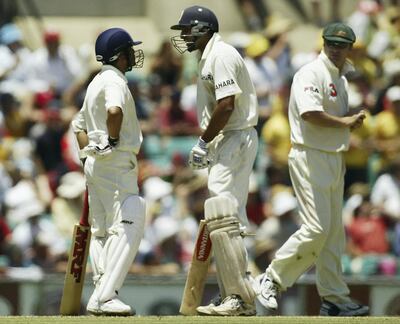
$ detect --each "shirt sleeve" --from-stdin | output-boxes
[71,104,86,133]
[213,54,242,101]
[292,69,324,115]
[104,81,125,112]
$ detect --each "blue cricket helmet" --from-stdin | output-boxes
[95,27,141,63]
[171,5,219,32]
[170,6,219,53]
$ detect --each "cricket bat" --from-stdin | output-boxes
[180,220,212,315]
[60,188,91,315]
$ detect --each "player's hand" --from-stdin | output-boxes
[83,135,119,157]
[94,135,119,156]
[345,110,366,131]
[189,137,209,170]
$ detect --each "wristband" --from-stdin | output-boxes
[198,137,208,150]
[108,136,119,147]
[78,149,88,160]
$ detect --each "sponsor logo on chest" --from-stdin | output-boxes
[304,86,319,93]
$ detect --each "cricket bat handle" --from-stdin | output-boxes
[79,187,89,226]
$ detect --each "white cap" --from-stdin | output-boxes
[56,172,86,199]
[383,59,400,78]
[152,215,179,245]
[271,191,297,217]
[386,86,400,103]
[143,177,172,202]
[5,180,45,224]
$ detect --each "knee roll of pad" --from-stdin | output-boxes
[205,196,238,220]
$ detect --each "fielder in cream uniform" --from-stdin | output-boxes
[254,23,370,316]
[71,28,145,316]
[171,5,258,316]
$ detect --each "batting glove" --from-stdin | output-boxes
[189,137,209,170]
[84,135,119,157]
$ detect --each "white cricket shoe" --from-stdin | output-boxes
[86,293,101,315]
[212,295,256,316]
[196,294,222,315]
[253,272,280,310]
[320,299,369,316]
[99,297,133,316]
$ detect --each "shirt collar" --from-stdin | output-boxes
[201,33,221,60]
[101,64,128,83]
[319,51,354,76]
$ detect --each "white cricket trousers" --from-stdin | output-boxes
[267,144,350,303]
[84,150,139,237]
[208,127,258,227]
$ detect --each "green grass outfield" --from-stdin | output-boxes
[0,317,398,324]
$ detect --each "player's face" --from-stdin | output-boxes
[123,47,135,71]
[179,26,198,52]
[122,47,144,71]
[323,41,352,69]
[180,27,195,43]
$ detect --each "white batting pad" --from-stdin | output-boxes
[95,195,146,302]
[89,236,106,287]
[205,197,255,304]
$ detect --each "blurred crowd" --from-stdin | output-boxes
[0,0,399,279]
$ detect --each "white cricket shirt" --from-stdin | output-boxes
[197,33,258,131]
[288,51,354,152]
[72,65,142,154]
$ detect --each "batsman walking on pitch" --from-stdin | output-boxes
[171,5,259,316]
[253,22,369,316]
[71,27,145,316]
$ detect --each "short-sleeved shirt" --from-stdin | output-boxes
[196,33,258,131]
[72,65,142,154]
[288,51,354,152]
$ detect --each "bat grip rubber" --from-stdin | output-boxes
[79,188,90,227]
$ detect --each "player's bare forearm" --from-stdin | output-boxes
[302,110,365,129]
[201,95,234,143]
[76,131,89,150]
[107,106,123,138]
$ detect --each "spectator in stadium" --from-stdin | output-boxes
[244,34,282,132]
[371,158,400,222]
[373,85,400,170]
[51,171,86,240]
[154,88,200,137]
[0,23,46,98]
[345,190,393,276]
[32,29,83,101]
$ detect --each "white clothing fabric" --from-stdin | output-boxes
[84,151,139,236]
[288,51,354,152]
[268,146,350,303]
[267,51,354,304]
[0,45,48,95]
[371,173,400,220]
[244,56,282,94]
[32,45,83,94]
[72,65,142,154]
[73,62,145,308]
[72,64,143,235]
[193,32,259,303]
[208,127,258,227]
[196,33,258,132]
